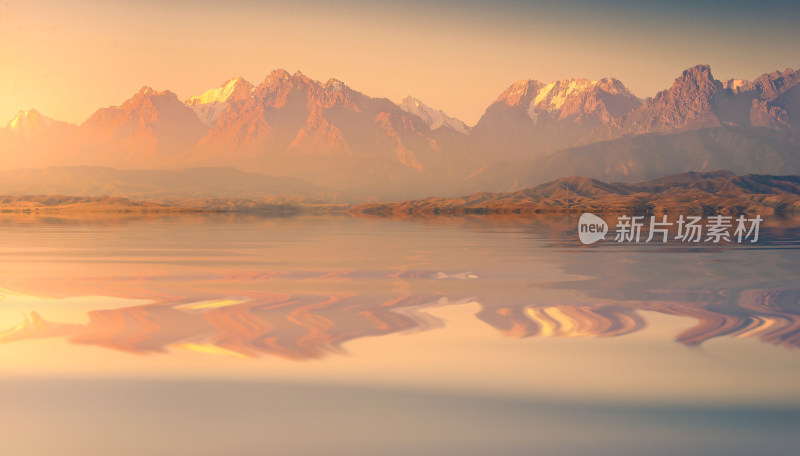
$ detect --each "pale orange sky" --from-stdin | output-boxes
[2,0,798,126]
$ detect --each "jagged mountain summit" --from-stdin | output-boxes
[623,65,720,133]
[500,77,640,125]
[622,64,800,134]
[470,77,642,160]
[78,86,210,167]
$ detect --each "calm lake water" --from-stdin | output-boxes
[1,214,799,455]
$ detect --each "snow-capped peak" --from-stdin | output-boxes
[398,96,470,134]
[185,77,255,126]
[186,77,253,106]
[6,109,54,131]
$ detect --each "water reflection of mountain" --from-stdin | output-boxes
[477,287,800,348]
[2,271,799,358]
[2,213,799,359]
[0,293,449,359]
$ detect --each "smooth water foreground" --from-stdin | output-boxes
[1,214,799,455]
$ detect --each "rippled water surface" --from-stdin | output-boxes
[1,214,799,455]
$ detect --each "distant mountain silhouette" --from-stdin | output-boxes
[458,125,800,194]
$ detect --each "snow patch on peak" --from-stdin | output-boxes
[552,80,584,109]
[521,77,639,123]
[729,79,745,90]
[539,79,595,110]
[527,78,609,116]
[722,78,751,94]
[533,81,556,107]
[399,96,470,134]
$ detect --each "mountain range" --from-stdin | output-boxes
[2,65,799,199]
